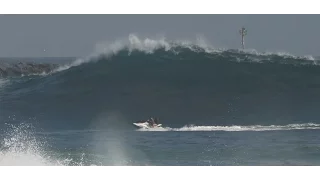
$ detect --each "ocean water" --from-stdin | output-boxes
[1,35,320,166]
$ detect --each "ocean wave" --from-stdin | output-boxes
[2,35,320,129]
[52,34,319,73]
[0,124,147,166]
[1,34,319,79]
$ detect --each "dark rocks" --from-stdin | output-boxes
[0,61,59,78]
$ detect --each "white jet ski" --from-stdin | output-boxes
[133,121,163,129]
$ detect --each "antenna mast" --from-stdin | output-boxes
[239,27,247,49]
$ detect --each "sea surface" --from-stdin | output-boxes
[1,35,320,165]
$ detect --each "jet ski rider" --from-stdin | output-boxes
[147,117,160,127]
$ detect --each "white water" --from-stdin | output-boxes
[1,122,319,165]
[1,34,317,79]
[138,123,320,132]
[0,124,80,166]
[0,123,144,166]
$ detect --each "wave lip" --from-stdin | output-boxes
[59,34,319,73]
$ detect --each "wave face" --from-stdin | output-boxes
[1,35,320,130]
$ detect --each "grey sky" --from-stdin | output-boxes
[0,15,319,57]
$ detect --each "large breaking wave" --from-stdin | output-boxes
[1,34,320,130]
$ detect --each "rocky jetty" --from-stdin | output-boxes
[0,61,59,78]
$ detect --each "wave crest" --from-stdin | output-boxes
[54,34,319,73]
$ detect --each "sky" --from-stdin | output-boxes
[0,15,319,57]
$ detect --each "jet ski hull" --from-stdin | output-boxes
[133,122,163,129]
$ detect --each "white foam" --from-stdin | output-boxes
[136,127,168,132]
[138,123,320,132]
[52,34,170,72]
[242,49,316,62]
[89,112,152,165]
[0,122,145,166]
[0,123,85,166]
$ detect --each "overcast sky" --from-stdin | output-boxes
[0,15,319,57]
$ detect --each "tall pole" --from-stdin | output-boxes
[239,27,247,49]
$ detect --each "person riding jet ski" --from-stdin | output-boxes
[146,117,159,127]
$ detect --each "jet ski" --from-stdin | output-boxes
[133,122,162,129]
[133,118,162,129]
